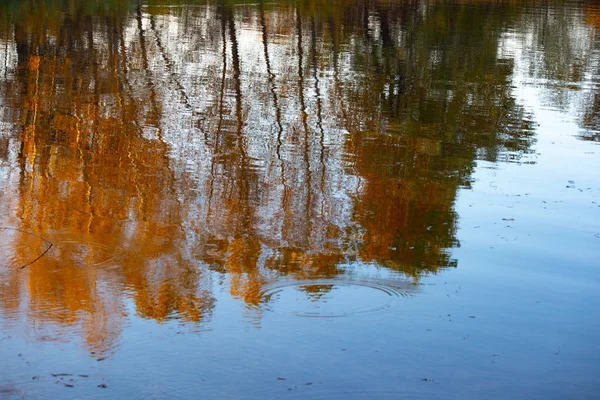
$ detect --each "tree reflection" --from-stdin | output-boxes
[515,0,600,139]
[2,0,590,352]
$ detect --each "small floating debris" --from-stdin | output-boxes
[0,227,54,270]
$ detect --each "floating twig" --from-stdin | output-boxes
[0,227,54,269]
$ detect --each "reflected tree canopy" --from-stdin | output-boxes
[0,0,595,353]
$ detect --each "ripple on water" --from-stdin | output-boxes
[250,277,418,318]
[52,239,119,267]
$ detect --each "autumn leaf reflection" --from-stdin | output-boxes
[1,0,584,353]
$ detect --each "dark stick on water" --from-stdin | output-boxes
[0,227,54,269]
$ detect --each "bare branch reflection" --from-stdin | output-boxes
[1,0,593,353]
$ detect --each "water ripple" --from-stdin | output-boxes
[248,277,419,318]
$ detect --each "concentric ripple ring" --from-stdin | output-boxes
[251,278,418,318]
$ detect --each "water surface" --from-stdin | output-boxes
[0,1,599,398]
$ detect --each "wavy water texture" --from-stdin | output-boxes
[249,276,419,317]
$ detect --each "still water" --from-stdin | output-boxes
[0,0,599,398]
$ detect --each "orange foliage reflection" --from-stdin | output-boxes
[0,0,542,353]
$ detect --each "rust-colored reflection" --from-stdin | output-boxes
[2,0,593,354]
